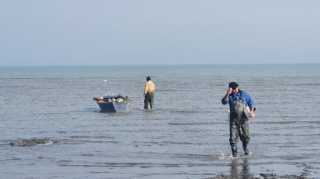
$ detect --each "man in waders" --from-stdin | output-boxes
[144,76,155,109]
[222,82,255,157]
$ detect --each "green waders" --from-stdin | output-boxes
[144,91,154,109]
[229,113,250,157]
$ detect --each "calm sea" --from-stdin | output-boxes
[0,64,319,178]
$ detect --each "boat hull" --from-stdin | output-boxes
[97,101,131,113]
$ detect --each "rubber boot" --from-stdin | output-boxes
[231,145,237,157]
[243,144,249,156]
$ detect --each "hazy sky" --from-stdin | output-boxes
[1,1,319,66]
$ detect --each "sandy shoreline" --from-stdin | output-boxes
[206,162,319,179]
[207,173,310,179]
[4,139,320,179]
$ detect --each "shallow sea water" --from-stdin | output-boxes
[0,64,319,178]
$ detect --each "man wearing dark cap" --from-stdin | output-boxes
[222,82,255,157]
[144,76,155,109]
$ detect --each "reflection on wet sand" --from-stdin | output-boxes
[206,158,254,179]
[230,158,254,179]
[207,157,317,179]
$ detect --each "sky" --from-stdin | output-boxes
[0,1,319,66]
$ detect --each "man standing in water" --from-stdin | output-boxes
[222,82,255,157]
[144,76,155,109]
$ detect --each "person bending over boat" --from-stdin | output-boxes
[221,82,256,157]
[144,76,155,109]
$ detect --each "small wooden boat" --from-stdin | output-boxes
[93,93,132,113]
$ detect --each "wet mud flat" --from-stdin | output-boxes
[9,138,51,147]
[206,162,319,179]
[1,136,320,179]
[208,173,311,179]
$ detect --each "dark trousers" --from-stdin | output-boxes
[144,92,154,109]
[229,114,250,156]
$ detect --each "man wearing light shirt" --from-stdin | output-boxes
[144,76,155,109]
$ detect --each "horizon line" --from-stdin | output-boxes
[1,62,319,67]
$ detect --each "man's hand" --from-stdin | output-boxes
[249,111,255,118]
[222,87,232,103]
[227,87,232,94]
